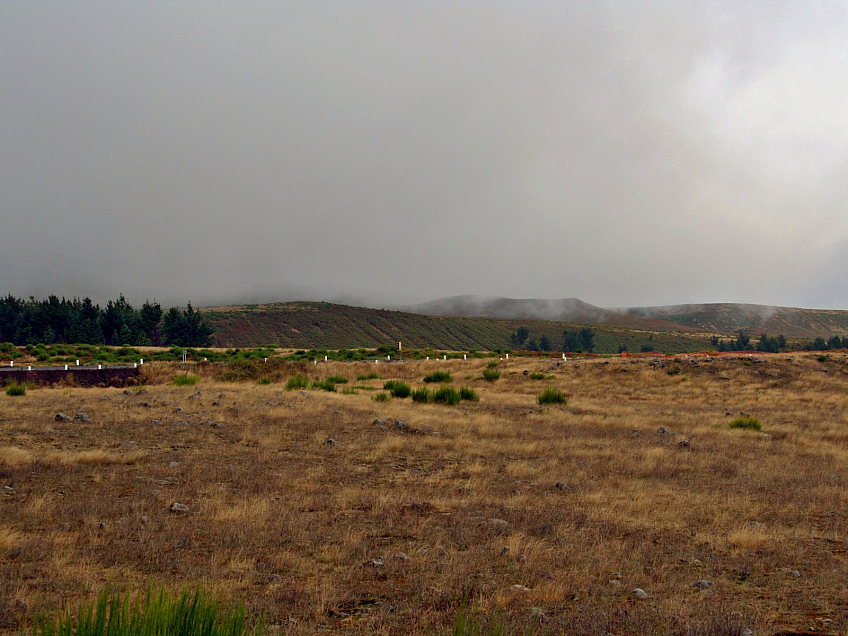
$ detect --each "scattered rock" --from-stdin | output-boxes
[169,502,190,514]
[326,438,340,446]
[57,522,71,531]
[740,628,753,636]
[149,419,161,425]
[266,574,283,583]
[55,413,72,422]
[487,518,513,534]
[632,588,648,599]
[510,585,531,592]
[678,439,690,448]
[140,401,152,407]
[363,557,384,567]
[174,407,187,415]
[779,568,801,577]
[529,607,546,620]
[373,419,388,430]
[394,552,410,561]
[555,482,567,491]
[691,580,713,590]
[189,392,201,400]
[657,426,671,434]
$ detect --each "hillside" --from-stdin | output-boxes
[405,295,694,332]
[203,301,711,353]
[624,303,848,338]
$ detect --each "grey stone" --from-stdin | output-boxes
[691,580,713,590]
[326,438,339,446]
[487,518,513,534]
[555,482,567,490]
[363,557,384,567]
[632,588,648,599]
[75,412,91,422]
[55,413,72,422]
[169,502,190,514]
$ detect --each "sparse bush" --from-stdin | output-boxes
[372,392,390,402]
[528,372,546,380]
[817,355,828,363]
[325,375,348,384]
[459,386,479,402]
[729,416,762,431]
[356,372,382,381]
[423,370,452,383]
[486,360,499,368]
[173,374,199,387]
[286,375,309,390]
[341,387,357,395]
[537,387,567,405]
[482,368,500,382]
[432,386,461,405]
[384,380,411,398]
[257,377,271,385]
[412,387,432,403]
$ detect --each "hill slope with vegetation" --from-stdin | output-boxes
[203,301,711,353]
[624,303,848,338]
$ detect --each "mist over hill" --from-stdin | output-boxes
[404,296,699,332]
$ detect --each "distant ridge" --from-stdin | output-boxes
[405,295,697,332]
[622,303,848,338]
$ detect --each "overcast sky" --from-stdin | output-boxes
[3,1,848,310]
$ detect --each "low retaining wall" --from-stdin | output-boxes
[0,367,141,388]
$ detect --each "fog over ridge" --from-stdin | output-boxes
[3,2,848,310]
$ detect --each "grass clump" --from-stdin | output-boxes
[372,392,390,402]
[432,386,461,405]
[285,375,310,390]
[412,386,432,403]
[32,583,258,636]
[383,380,412,398]
[311,378,338,392]
[356,372,382,381]
[459,386,479,402]
[341,387,357,395]
[173,374,199,387]
[482,368,500,382]
[528,372,547,380]
[537,387,567,405]
[423,370,452,383]
[729,416,762,431]
[4,380,32,396]
[257,377,271,385]
[325,375,348,384]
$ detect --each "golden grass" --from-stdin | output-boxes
[1,352,847,635]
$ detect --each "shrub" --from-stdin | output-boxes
[528,372,546,380]
[537,387,567,405]
[432,386,461,405]
[341,387,357,395]
[286,375,309,390]
[486,360,500,368]
[5,381,31,396]
[817,355,828,363]
[423,370,452,383]
[356,372,382,381]
[729,416,762,431]
[459,386,479,402]
[482,368,500,382]
[384,380,411,398]
[173,374,199,387]
[32,583,258,636]
[257,377,271,385]
[325,375,348,384]
[372,392,390,402]
[412,387,432,403]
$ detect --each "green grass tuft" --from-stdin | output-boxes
[356,372,382,381]
[537,387,567,405]
[383,380,412,398]
[432,386,461,405]
[423,370,452,383]
[482,368,500,382]
[173,374,199,387]
[32,583,259,636]
[372,392,390,402]
[4,380,32,396]
[285,375,310,390]
[729,416,762,431]
[459,386,479,402]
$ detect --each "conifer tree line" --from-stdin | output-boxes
[0,294,214,347]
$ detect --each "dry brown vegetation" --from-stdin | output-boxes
[1,353,848,635]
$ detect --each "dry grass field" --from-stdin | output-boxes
[1,353,848,635]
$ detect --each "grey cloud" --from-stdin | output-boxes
[2,1,848,310]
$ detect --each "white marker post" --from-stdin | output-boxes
[64,365,68,370]
[9,361,12,367]
[76,360,80,366]
[463,354,466,360]
[387,355,391,361]
[444,355,447,360]
[506,354,509,360]
[139,359,143,365]
[27,365,32,371]
[97,364,102,370]
[324,355,328,362]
